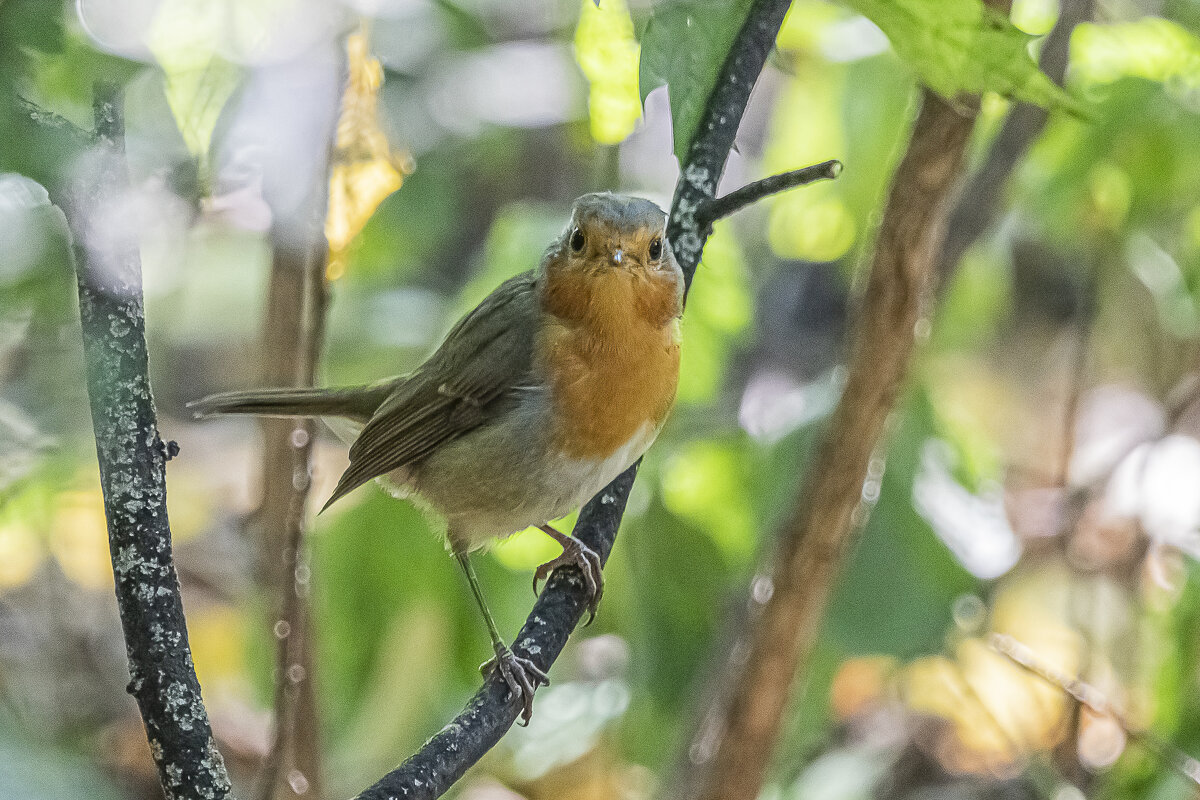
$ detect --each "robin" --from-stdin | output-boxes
[190,192,683,721]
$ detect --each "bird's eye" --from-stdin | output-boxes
[648,238,662,261]
[570,228,586,252]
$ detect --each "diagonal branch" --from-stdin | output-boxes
[992,634,1200,786]
[352,0,801,796]
[18,95,91,143]
[688,85,983,800]
[669,0,797,295]
[70,85,232,800]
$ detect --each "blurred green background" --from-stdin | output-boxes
[4,0,1200,798]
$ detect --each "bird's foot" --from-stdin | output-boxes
[481,643,549,725]
[532,535,604,624]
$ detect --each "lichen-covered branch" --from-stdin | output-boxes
[688,87,981,800]
[352,0,798,796]
[70,86,232,800]
[18,94,90,143]
[668,0,795,293]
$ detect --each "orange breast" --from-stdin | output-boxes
[539,267,682,460]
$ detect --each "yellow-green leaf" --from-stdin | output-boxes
[574,0,643,145]
[843,0,1082,113]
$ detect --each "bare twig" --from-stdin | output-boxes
[688,86,982,800]
[936,0,1092,290]
[253,54,344,800]
[991,634,1200,786]
[70,85,232,800]
[695,159,842,227]
[17,95,91,143]
[254,220,331,800]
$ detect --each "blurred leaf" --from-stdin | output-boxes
[0,712,124,800]
[676,220,750,403]
[313,487,543,737]
[504,678,630,780]
[660,437,755,562]
[623,498,726,725]
[935,243,1014,352]
[0,0,66,73]
[145,0,240,165]
[639,0,754,158]
[574,0,642,145]
[455,202,564,316]
[763,64,855,262]
[327,29,412,281]
[843,0,1081,112]
[31,33,141,112]
[47,490,111,590]
[825,388,977,657]
[312,492,446,734]
[1072,18,1200,92]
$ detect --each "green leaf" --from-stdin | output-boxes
[842,0,1082,112]
[0,0,66,60]
[639,0,754,158]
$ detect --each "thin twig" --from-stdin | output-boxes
[254,218,330,800]
[254,49,345,800]
[70,84,232,800]
[696,160,842,227]
[17,94,91,143]
[991,634,1200,786]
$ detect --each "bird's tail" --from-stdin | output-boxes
[187,382,393,422]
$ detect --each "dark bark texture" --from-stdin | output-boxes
[71,87,232,800]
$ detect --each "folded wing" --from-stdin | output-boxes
[322,271,540,510]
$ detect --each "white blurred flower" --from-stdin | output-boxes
[1107,434,1200,556]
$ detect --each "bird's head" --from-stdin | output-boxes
[539,193,683,328]
[552,193,677,277]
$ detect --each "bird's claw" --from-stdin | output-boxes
[481,643,549,725]
[532,537,604,624]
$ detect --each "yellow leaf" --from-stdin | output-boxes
[574,0,643,145]
[49,490,112,590]
[0,522,44,589]
[326,27,412,281]
[901,567,1085,773]
[188,604,249,695]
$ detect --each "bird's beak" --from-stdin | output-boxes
[612,248,624,266]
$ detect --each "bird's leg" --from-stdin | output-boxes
[533,524,604,624]
[454,551,548,724]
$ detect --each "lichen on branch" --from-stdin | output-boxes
[70,86,232,800]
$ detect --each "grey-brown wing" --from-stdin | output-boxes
[321,271,539,510]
